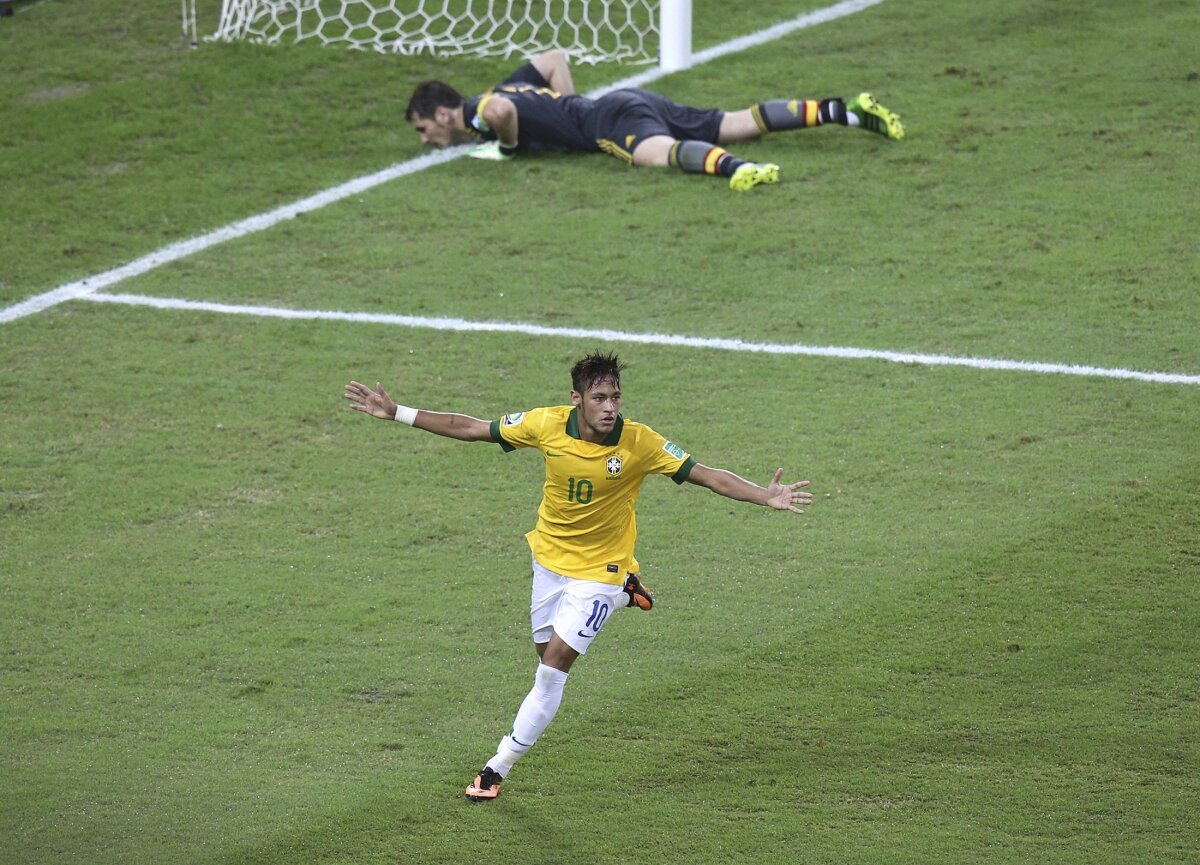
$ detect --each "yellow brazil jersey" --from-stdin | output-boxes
[488,405,697,585]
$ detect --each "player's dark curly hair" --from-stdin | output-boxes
[406,80,465,121]
[571,351,626,394]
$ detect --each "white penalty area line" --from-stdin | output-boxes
[0,149,466,324]
[83,292,1200,386]
[0,0,887,325]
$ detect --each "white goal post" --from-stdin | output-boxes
[201,0,692,68]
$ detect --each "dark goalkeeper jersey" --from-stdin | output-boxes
[462,63,601,153]
[462,61,726,161]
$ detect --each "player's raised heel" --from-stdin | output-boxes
[729,162,780,192]
[847,92,905,140]
[624,572,654,611]
[465,766,503,801]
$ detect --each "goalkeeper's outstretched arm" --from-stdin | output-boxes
[530,49,575,95]
[344,380,494,442]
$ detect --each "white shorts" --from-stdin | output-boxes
[530,558,628,655]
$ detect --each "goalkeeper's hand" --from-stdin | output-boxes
[469,141,515,161]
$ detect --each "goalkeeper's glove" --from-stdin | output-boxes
[469,141,517,161]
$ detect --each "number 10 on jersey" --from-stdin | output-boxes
[567,476,593,504]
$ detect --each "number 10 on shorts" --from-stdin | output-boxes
[586,600,609,632]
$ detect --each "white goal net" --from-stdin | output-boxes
[207,0,665,65]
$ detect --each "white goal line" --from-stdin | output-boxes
[83,292,1200,386]
[0,0,887,326]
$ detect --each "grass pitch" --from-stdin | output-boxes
[2,1,1198,863]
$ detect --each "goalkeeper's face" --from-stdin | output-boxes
[410,108,471,148]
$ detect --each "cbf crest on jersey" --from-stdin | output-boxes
[606,456,623,477]
[502,412,525,426]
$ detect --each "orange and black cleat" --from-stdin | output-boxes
[624,573,654,611]
[465,766,503,801]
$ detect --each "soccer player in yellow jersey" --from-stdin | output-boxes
[344,352,812,800]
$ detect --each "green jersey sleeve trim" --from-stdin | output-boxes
[489,419,517,452]
[671,456,697,485]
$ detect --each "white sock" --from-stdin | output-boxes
[486,663,570,777]
[486,736,526,778]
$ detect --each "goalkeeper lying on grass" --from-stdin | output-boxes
[406,49,904,191]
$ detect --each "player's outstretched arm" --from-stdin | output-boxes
[686,464,812,514]
[530,48,575,95]
[343,380,493,442]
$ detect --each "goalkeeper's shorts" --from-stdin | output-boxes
[589,89,725,161]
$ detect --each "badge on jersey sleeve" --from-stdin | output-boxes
[662,441,687,460]
[502,412,525,426]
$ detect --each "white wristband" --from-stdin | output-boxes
[394,405,418,425]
